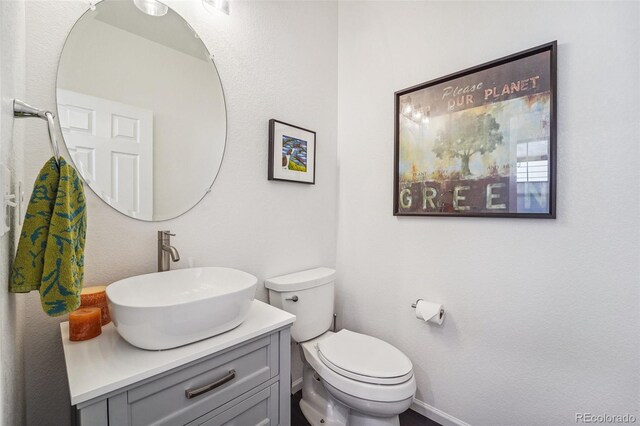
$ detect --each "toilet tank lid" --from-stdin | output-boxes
[265,267,336,292]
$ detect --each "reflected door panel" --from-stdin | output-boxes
[58,89,153,220]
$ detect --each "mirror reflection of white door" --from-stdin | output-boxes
[57,90,153,220]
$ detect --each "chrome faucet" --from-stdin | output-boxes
[158,231,180,272]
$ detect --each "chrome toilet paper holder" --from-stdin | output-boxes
[411,299,445,319]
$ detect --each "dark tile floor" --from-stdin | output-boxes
[291,391,441,426]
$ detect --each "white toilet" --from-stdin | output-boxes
[266,267,416,426]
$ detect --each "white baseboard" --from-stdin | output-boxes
[410,398,470,426]
[291,377,303,394]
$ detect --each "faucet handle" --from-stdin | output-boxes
[158,230,176,238]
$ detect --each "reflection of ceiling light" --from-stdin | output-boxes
[133,0,168,16]
[203,0,230,15]
[402,102,430,126]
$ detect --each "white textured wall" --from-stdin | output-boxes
[23,1,337,424]
[336,2,639,425]
[0,0,26,424]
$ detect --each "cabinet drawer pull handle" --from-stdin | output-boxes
[185,369,236,399]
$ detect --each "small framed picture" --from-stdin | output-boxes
[268,119,316,184]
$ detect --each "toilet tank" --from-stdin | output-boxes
[265,267,335,342]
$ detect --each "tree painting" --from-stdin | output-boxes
[432,112,504,177]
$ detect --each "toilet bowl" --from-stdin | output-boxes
[300,330,416,426]
[265,268,417,426]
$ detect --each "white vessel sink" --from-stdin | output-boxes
[106,267,257,350]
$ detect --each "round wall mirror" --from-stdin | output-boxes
[56,0,226,221]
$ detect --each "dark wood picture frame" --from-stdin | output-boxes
[268,119,317,184]
[393,41,557,219]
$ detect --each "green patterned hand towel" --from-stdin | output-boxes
[10,158,60,293]
[10,157,87,317]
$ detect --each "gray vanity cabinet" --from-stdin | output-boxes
[74,327,291,426]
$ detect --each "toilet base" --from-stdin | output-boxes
[299,362,406,426]
[300,362,349,426]
[300,398,400,426]
[348,412,400,426]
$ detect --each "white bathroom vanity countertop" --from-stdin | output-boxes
[60,300,295,405]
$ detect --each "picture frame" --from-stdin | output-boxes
[394,41,557,218]
[268,119,316,184]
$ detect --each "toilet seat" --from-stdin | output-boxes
[301,331,416,403]
[317,330,413,385]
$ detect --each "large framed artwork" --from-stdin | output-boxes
[394,42,557,218]
[268,119,316,184]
